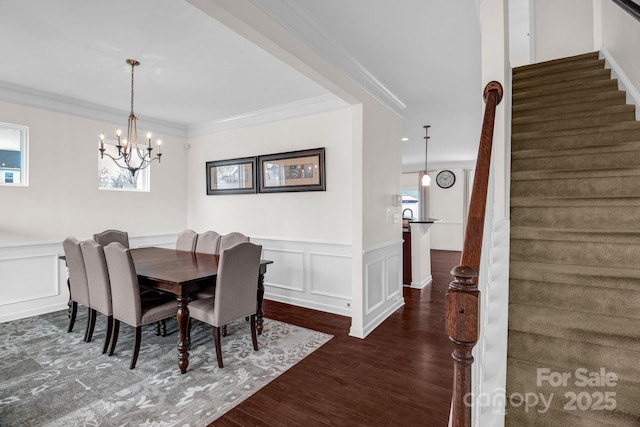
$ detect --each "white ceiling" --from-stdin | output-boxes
[0,0,482,170]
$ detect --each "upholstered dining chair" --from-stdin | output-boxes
[93,229,129,248]
[188,242,262,368]
[219,232,249,253]
[80,239,113,354]
[195,230,221,255]
[103,242,177,369]
[62,237,91,341]
[176,229,198,251]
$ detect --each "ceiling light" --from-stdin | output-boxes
[422,125,430,186]
[99,59,163,179]
[401,137,409,141]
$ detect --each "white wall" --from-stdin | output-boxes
[533,0,595,62]
[187,108,352,241]
[0,100,188,322]
[186,108,354,316]
[601,0,640,111]
[429,168,465,251]
[0,101,188,244]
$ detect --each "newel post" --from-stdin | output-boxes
[446,265,479,427]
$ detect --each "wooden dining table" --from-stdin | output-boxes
[130,247,273,374]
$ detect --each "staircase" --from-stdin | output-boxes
[507,51,640,426]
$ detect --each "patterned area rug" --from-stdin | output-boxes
[0,309,332,426]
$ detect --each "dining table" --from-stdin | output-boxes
[130,247,273,374]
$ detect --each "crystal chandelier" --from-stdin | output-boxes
[99,59,162,178]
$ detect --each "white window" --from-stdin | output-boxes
[98,139,150,192]
[0,122,28,186]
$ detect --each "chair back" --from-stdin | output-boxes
[62,237,90,307]
[93,229,129,248]
[195,231,221,254]
[176,229,198,251]
[219,232,249,253]
[81,239,112,316]
[213,242,262,326]
[103,242,142,326]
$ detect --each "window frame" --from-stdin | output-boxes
[0,121,29,187]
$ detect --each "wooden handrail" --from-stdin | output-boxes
[612,0,640,23]
[446,81,503,427]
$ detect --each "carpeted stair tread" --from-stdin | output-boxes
[508,331,640,384]
[508,304,640,351]
[513,104,635,128]
[513,79,619,105]
[512,167,640,181]
[511,237,640,270]
[513,91,627,119]
[510,260,640,291]
[511,195,640,207]
[513,67,612,91]
[511,226,640,244]
[506,358,640,426]
[513,71,614,100]
[512,106,634,134]
[509,280,640,321]
[512,121,640,149]
[508,51,640,425]
[511,205,640,229]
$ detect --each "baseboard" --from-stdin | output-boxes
[410,274,432,289]
[600,49,640,120]
[349,297,404,339]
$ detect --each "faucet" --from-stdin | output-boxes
[402,208,414,219]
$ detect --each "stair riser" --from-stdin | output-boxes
[513,111,634,134]
[512,150,640,172]
[513,81,619,106]
[509,279,640,320]
[513,103,632,124]
[511,239,640,270]
[513,94,627,120]
[511,206,640,230]
[513,51,599,74]
[511,176,640,198]
[513,69,611,91]
[512,128,640,151]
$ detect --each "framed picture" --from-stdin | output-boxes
[258,148,326,193]
[206,156,257,195]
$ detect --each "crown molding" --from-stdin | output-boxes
[0,81,188,138]
[249,0,407,116]
[187,94,348,137]
[0,81,349,139]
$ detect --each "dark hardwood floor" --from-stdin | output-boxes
[212,250,460,427]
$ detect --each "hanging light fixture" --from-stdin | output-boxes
[422,125,431,186]
[99,59,162,179]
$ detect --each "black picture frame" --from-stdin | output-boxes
[258,148,326,193]
[206,156,257,195]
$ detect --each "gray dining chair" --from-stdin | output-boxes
[80,239,113,354]
[188,242,262,368]
[62,237,92,341]
[195,231,221,255]
[218,232,249,253]
[103,242,177,369]
[93,229,129,248]
[176,229,198,251]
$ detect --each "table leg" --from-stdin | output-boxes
[176,295,190,374]
[256,272,265,335]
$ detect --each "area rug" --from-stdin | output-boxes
[0,309,332,426]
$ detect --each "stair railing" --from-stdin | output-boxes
[446,81,503,427]
[611,0,640,22]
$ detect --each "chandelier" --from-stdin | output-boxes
[99,59,162,178]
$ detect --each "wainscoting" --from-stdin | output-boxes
[0,234,177,323]
[350,239,405,338]
[251,237,353,317]
[2,234,402,339]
